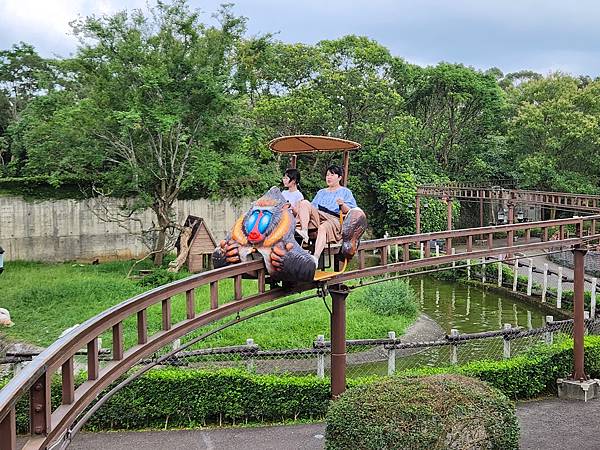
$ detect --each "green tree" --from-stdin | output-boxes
[66,1,250,264]
[0,42,55,173]
[408,63,505,175]
[507,73,600,193]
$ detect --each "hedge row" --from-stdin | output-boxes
[6,335,600,432]
[402,335,600,399]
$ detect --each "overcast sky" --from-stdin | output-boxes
[1,0,600,76]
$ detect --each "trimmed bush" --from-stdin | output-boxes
[405,335,600,399]
[5,336,600,432]
[325,374,519,450]
[354,280,419,318]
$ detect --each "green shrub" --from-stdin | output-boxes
[136,268,189,288]
[354,280,419,318]
[6,336,600,432]
[431,268,462,281]
[405,335,600,399]
[325,374,519,450]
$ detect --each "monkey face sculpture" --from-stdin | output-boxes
[213,187,317,282]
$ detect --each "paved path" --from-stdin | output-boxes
[523,250,594,292]
[16,396,595,450]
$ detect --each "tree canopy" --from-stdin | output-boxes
[2,0,599,262]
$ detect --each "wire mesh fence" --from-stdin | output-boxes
[2,315,596,386]
[4,317,589,383]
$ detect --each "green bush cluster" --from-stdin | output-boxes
[406,335,600,399]
[6,336,600,432]
[325,374,519,450]
[136,268,190,288]
[354,280,419,318]
[5,369,337,433]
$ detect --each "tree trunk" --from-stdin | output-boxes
[152,202,172,266]
[153,229,166,266]
[168,226,193,272]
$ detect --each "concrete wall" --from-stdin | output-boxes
[0,196,252,262]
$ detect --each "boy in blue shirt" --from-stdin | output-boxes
[296,164,357,263]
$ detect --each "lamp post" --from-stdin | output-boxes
[0,246,4,274]
[497,208,507,225]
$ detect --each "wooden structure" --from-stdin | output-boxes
[2,213,600,448]
[176,215,217,273]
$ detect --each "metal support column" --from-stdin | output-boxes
[479,195,484,228]
[479,193,485,239]
[415,195,421,234]
[342,151,350,187]
[446,197,453,251]
[330,285,349,398]
[572,246,588,381]
[507,201,515,258]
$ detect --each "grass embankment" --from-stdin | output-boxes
[0,261,418,350]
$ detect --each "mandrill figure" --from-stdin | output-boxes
[213,187,368,283]
[213,187,317,282]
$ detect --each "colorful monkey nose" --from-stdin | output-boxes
[245,210,273,242]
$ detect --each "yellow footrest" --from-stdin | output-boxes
[313,260,348,281]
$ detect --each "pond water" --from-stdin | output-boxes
[345,275,551,377]
[408,275,548,333]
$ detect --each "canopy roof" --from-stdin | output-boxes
[268,135,361,154]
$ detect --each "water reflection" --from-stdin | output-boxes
[498,298,503,329]
[413,276,547,334]
[466,286,470,317]
[348,276,551,377]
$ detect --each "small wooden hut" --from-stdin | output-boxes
[175,215,218,273]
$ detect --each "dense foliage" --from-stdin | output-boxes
[6,335,599,433]
[325,374,519,450]
[2,1,600,261]
[353,279,419,317]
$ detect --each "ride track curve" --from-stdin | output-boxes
[2,213,600,450]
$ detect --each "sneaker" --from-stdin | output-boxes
[296,228,309,244]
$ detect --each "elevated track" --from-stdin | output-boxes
[2,213,600,450]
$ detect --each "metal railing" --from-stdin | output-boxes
[418,185,600,212]
[2,214,600,449]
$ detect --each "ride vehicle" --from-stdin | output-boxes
[212,135,368,282]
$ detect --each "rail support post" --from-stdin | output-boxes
[415,195,421,234]
[30,371,51,437]
[572,246,588,381]
[330,285,349,398]
[0,407,16,450]
[507,200,515,259]
[558,245,600,401]
[445,196,453,251]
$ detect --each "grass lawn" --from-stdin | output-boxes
[0,260,417,350]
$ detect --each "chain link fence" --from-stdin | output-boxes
[4,318,590,382]
[149,317,592,379]
[547,248,600,278]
